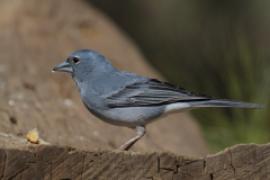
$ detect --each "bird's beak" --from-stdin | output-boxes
[52,61,73,73]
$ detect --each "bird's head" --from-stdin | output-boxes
[52,49,115,79]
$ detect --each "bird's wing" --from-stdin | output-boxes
[105,79,210,108]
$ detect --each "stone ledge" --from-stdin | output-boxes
[0,134,269,180]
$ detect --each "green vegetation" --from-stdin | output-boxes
[162,39,268,151]
[161,32,270,151]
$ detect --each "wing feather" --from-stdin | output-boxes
[105,79,210,108]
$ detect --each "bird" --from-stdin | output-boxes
[52,49,263,151]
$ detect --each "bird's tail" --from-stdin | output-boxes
[189,99,264,109]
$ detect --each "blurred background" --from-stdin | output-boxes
[90,0,270,151]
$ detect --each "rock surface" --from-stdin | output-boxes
[0,134,269,180]
[0,0,207,156]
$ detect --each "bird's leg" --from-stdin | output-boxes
[119,126,145,151]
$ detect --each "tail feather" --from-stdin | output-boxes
[189,99,264,109]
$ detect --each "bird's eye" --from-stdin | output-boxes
[71,57,80,64]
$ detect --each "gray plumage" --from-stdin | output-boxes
[53,49,263,150]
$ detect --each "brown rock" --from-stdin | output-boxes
[0,135,269,180]
[0,0,207,156]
